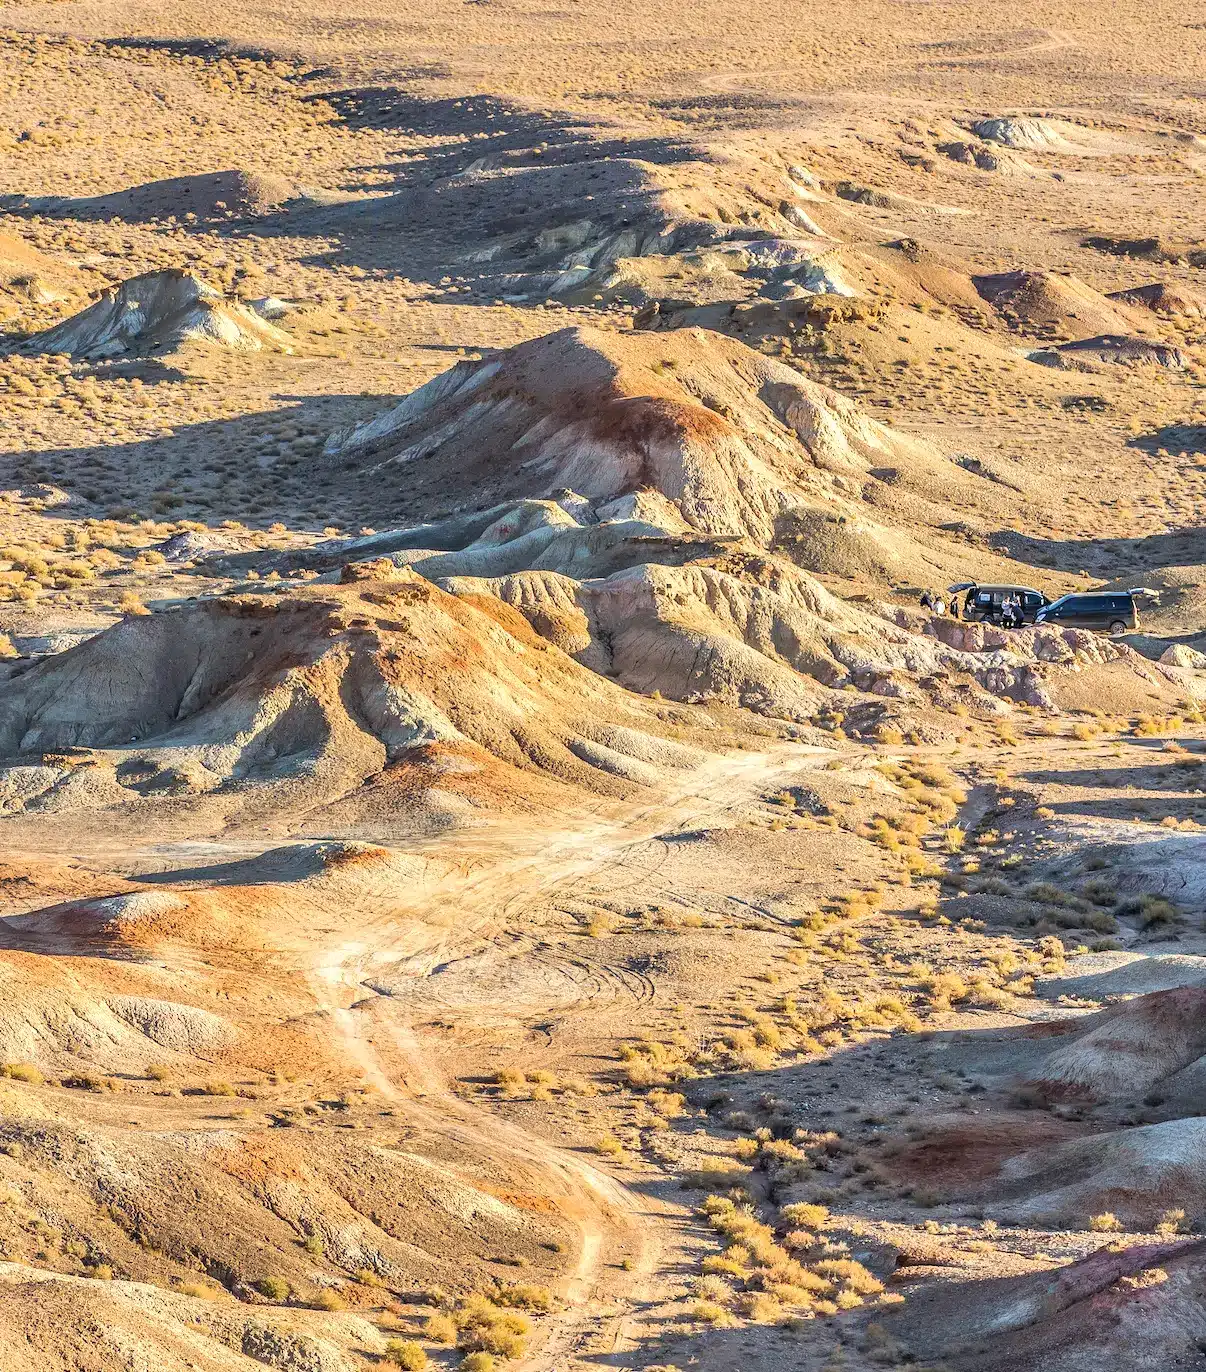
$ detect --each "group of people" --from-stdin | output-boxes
[919,587,1024,628]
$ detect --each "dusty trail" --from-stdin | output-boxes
[307,741,830,1367]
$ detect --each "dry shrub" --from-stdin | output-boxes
[1155,1208,1186,1236]
[812,1257,883,1296]
[458,1356,495,1372]
[1,1063,43,1085]
[702,1250,751,1280]
[691,1298,736,1325]
[1118,895,1181,929]
[385,1343,429,1371]
[681,1161,751,1190]
[455,1295,530,1359]
[619,1039,690,1087]
[494,1068,526,1098]
[493,1283,552,1312]
[647,1089,687,1118]
[922,972,968,1010]
[780,1202,829,1231]
[425,1312,457,1344]
[737,1290,783,1322]
[119,590,151,616]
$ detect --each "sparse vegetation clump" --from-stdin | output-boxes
[493,1283,553,1312]
[0,1063,44,1085]
[452,1295,531,1360]
[385,1342,429,1370]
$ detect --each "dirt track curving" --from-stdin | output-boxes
[305,742,829,1364]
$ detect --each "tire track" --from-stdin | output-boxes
[308,742,832,1368]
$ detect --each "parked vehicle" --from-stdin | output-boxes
[1034,590,1144,634]
[949,582,1050,624]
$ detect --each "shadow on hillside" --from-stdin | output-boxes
[1019,756,1206,793]
[0,910,151,964]
[649,88,828,130]
[1017,793,1206,824]
[278,127,713,283]
[1,75,711,298]
[0,392,397,530]
[1128,423,1206,458]
[984,524,1206,576]
[577,1020,1065,1369]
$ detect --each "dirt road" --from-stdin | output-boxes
[308,741,831,1367]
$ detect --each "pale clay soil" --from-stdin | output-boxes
[1,4,1206,1372]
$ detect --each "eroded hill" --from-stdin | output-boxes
[2,6,1206,1372]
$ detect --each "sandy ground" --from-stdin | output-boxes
[2,2,1206,1371]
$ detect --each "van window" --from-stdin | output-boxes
[1022,592,1042,609]
[1107,595,1131,613]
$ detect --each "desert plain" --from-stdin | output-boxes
[1,1,1206,1370]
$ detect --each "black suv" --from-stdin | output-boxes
[1034,591,1140,634]
[951,583,1049,624]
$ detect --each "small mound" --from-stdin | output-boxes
[883,1115,1083,1190]
[558,235,849,310]
[1038,951,1206,998]
[26,270,293,359]
[0,231,85,322]
[0,956,238,1072]
[0,232,75,300]
[1030,334,1186,370]
[0,232,53,283]
[973,269,1142,337]
[1160,642,1206,668]
[996,1119,1206,1230]
[310,136,835,289]
[1020,987,1206,1102]
[886,1106,1206,1229]
[1108,281,1206,318]
[17,840,452,956]
[1083,233,1206,264]
[971,117,1067,150]
[64,169,301,222]
[937,141,1039,175]
[444,558,1063,717]
[890,1237,1206,1371]
[834,182,968,215]
[0,1265,386,1372]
